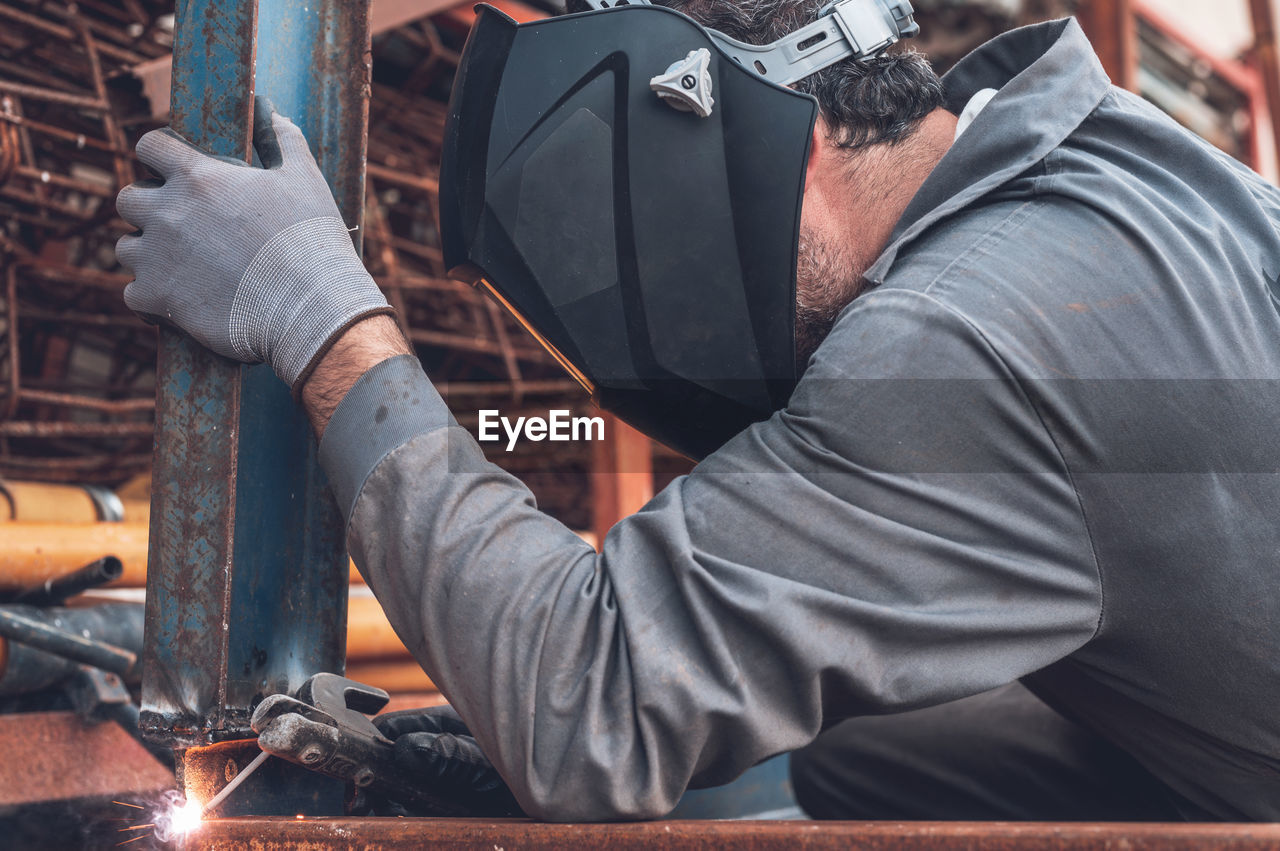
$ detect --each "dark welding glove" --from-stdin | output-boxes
[371,705,525,817]
[114,97,392,391]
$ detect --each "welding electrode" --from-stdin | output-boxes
[202,749,271,815]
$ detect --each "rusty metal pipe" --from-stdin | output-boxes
[7,556,124,605]
[140,0,365,769]
[0,80,108,111]
[16,388,155,414]
[178,817,1280,850]
[0,605,137,677]
[0,603,144,695]
[0,420,155,438]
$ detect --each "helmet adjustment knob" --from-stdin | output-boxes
[650,48,714,118]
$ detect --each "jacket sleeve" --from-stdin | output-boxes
[317,287,1103,821]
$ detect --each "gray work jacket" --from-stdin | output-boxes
[320,18,1280,821]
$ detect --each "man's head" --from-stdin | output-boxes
[443,0,951,455]
[581,0,947,366]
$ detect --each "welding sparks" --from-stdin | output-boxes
[169,799,204,834]
[154,748,272,841]
[152,794,203,842]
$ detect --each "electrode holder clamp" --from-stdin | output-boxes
[251,672,477,816]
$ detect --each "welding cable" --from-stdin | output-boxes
[202,749,271,815]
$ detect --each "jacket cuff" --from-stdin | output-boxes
[318,354,451,523]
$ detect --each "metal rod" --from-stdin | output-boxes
[4,263,18,420]
[0,112,125,154]
[169,817,1280,851]
[16,388,154,413]
[203,749,271,815]
[0,421,155,438]
[10,556,125,606]
[0,606,137,676]
[0,80,108,112]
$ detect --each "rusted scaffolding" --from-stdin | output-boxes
[0,0,165,484]
[0,0,639,529]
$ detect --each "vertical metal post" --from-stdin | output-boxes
[140,0,369,773]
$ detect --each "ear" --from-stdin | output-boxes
[805,114,827,189]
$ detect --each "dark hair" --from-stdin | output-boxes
[567,0,944,150]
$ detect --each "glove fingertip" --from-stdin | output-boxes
[135,127,200,178]
[121,282,152,322]
[115,232,138,267]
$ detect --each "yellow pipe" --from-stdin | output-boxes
[120,498,150,525]
[346,594,414,660]
[0,481,100,524]
[344,659,437,694]
[0,523,148,591]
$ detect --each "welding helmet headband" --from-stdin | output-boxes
[441,0,917,459]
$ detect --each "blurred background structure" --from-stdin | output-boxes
[1,0,1280,839]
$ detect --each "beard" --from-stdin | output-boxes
[793,225,868,373]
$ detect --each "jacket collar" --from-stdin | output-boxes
[863,17,1112,284]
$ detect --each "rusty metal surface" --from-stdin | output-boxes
[180,817,1280,851]
[138,0,256,748]
[0,710,171,805]
[141,0,366,752]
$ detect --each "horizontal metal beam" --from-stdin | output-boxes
[182,818,1280,850]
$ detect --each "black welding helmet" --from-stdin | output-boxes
[440,0,919,459]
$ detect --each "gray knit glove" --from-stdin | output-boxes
[115,97,392,389]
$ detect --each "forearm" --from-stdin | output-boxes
[300,314,412,439]
[309,354,799,820]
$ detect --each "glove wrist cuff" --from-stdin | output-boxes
[287,304,398,397]
[229,216,391,386]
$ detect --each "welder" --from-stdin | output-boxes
[115,0,1280,822]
